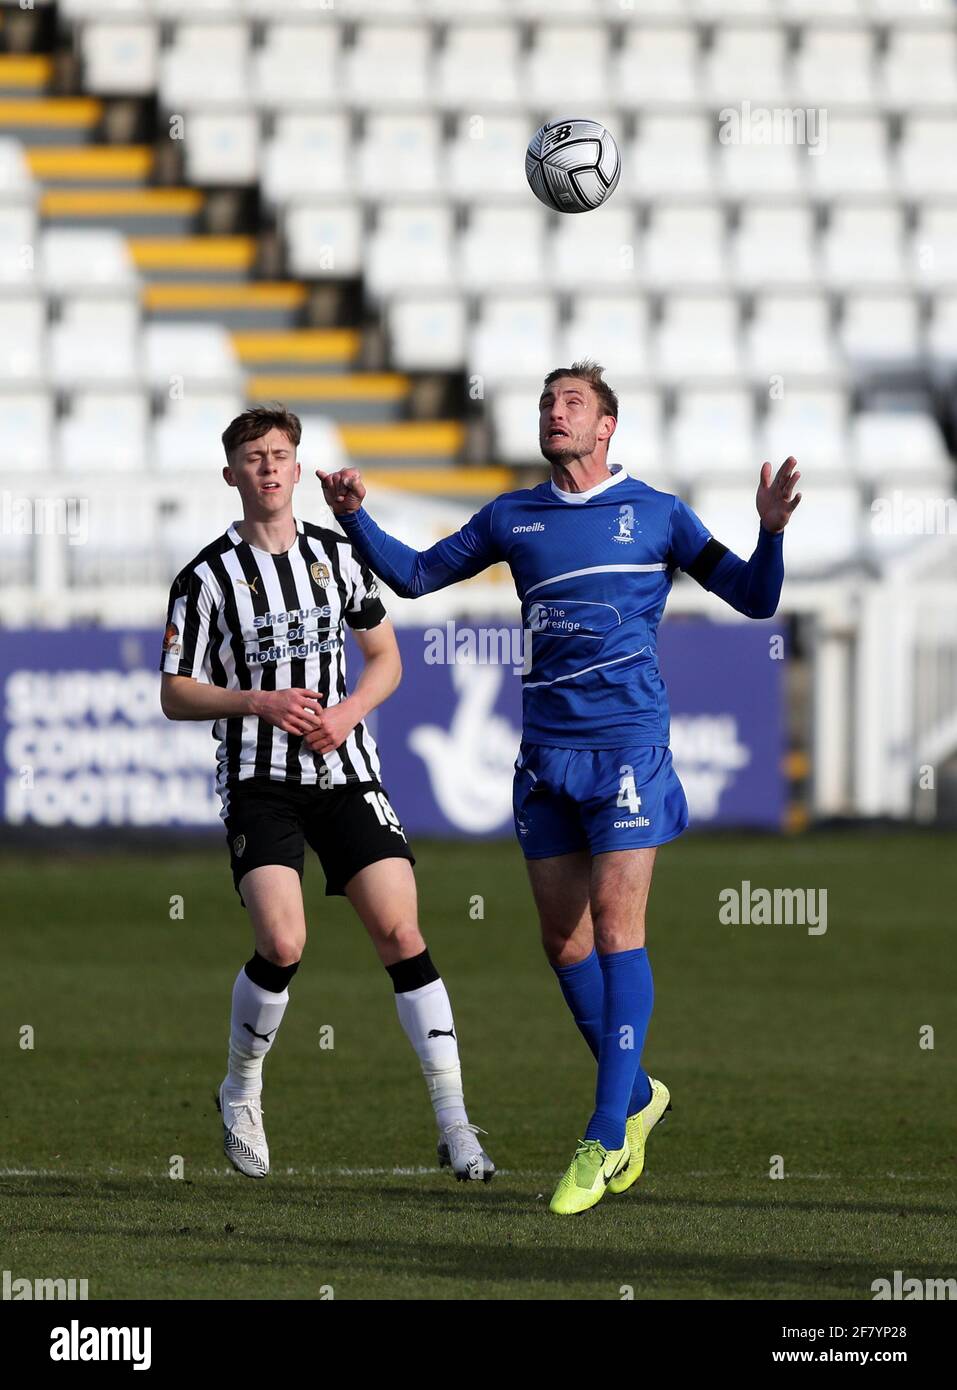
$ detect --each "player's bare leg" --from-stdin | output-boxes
[346,857,495,1182]
[218,865,306,1178]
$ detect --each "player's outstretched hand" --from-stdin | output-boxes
[317,467,366,516]
[757,456,801,534]
[251,688,323,736]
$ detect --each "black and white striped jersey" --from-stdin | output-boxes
[160,519,387,792]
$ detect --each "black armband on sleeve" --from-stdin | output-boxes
[684,537,729,587]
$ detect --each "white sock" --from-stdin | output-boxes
[394,978,468,1131]
[225,968,290,1098]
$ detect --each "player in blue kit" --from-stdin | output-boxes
[318,360,801,1214]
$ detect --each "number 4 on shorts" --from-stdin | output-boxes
[616,765,642,814]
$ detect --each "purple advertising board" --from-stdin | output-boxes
[0,622,783,834]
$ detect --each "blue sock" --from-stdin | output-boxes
[584,948,654,1151]
[553,948,653,1116]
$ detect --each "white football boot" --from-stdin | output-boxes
[437,1121,496,1183]
[217,1082,269,1178]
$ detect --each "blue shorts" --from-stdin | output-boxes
[512,742,689,860]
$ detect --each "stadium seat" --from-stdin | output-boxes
[435,25,521,109]
[0,295,45,381]
[460,207,547,290]
[806,116,890,198]
[251,24,342,108]
[447,115,529,201]
[626,116,715,199]
[926,294,957,364]
[158,22,249,108]
[387,295,467,370]
[704,26,789,107]
[898,117,957,199]
[744,293,838,378]
[561,295,651,381]
[261,116,352,204]
[50,298,140,386]
[60,391,149,473]
[345,24,432,107]
[839,292,921,367]
[80,21,159,96]
[654,294,742,379]
[793,28,876,107]
[491,383,548,464]
[821,204,905,287]
[731,203,818,287]
[851,410,952,485]
[183,112,259,186]
[669,387,756,484]
[762,386,848,473]
[356,114,442,198]
[526,25,609,107]
[912,206,957,288]
[469,295,558,383]
[716,141,804,198]
[695,479,862,575]
[0,388,53,473]
[283,200,363,278]
[550,207,638,290]
[881,27,957,109]
[643,205,727,287]
[604,388,666,479]
[41,229,137,291]
[365,203,456,297]
[154,392,246,471]
[613,27,700,107]
[143,323,241,391]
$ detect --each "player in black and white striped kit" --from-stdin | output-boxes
[160,406,494,1183]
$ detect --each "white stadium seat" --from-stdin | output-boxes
[252,24,341,108]
[460,207,547,290]
[356,114,442,198]
[821,205,905,287]
[0,389,53,473]
[491,384,548,464]
[613,27,699,106]
[143,323,241,391]
[807,116,890,198]
[793,28,876,107]
[606,389,667,480]
[561,295,651,381]
[184,112,258,186]
[881,27,957,109]
[154,393,247,472]
[346,24,432,107]
[158,23,248,107]
[469,295,558,383]
[716,141,804,198]
[447,115,528,201]
[694,480,861,575]
[550,207,638,291]
[365,203,456,297]
[643,206,727,287]
[913,206,957,288]
[626,116,715,199]
[388,295,467,371]
[283,201,363,278]
[435,26,521,109]
[840,293,921,366]
[59,391,149,473]
[261,116,352,204]
[669,387,756,485]
[704,26,789,106]
[654,294,741,379]
[926,295,957,363]
[762,387,848,474]
[731,203,818,287]
[80,21,158,96]
[49,299,140,386]
[41,229,137,291]
[898,118,957,199]
[526,25,609,107]
[744,294,839,378]
[852,411,952,485]
[0,295,45,381]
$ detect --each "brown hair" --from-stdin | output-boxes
[222,404,302,460]
[541,359,618,422]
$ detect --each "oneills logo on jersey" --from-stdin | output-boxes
[311,560,331,587]
[163,623,181,655]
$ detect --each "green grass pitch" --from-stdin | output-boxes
[2,832,954,1301]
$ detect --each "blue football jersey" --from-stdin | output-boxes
[340,464,783,750]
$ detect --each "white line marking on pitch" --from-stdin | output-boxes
[0,1167,945,1182]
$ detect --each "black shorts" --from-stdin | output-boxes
[222,777,415,901]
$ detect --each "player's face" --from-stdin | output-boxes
[224,428,301,514]
[538,378,603,465]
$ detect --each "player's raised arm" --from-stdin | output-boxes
[316,467,500,598]
[673,457,801,620]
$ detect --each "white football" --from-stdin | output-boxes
[525,117,621,214]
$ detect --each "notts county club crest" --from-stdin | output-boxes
[311,560,331,587]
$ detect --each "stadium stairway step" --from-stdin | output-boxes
[0,55,53,98]
[232,329,362,375]
[0,96,100,144]
[361,466,513,495]
[338,420,466,466]
[26,144,153,187]
[41,187,202,234]
[245,372,411,424]
[130,236,256,283]
[143,281,304,330]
